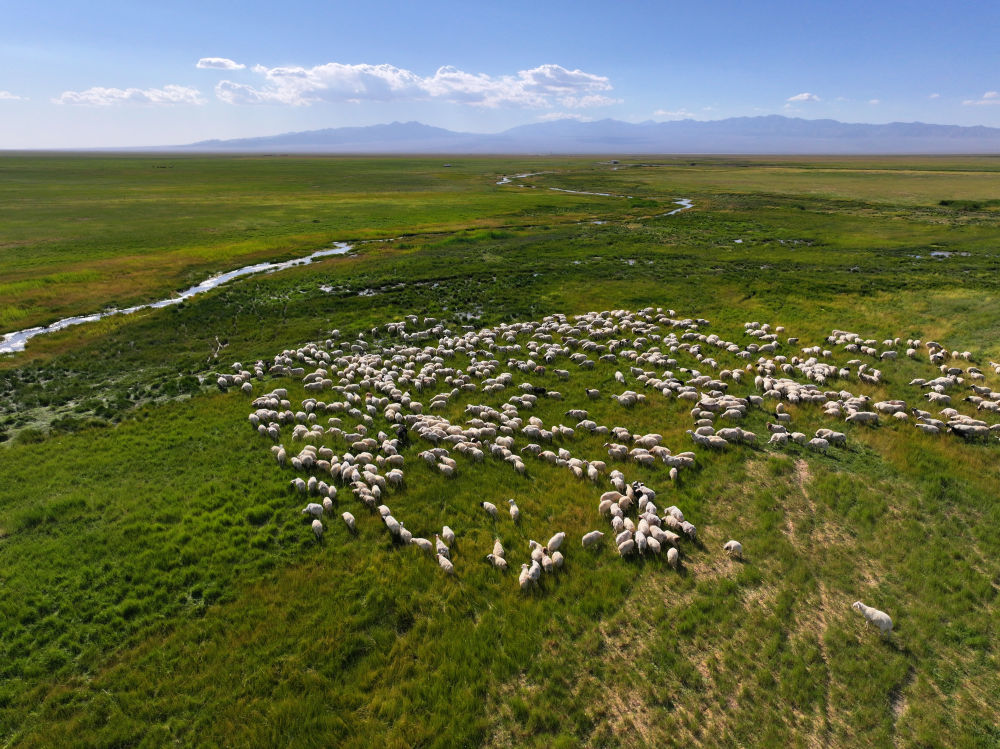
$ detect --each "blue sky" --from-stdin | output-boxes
[1,0,998,147]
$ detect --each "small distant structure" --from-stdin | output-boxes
[443,163,453,167]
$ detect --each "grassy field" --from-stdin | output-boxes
[1,155,999,747]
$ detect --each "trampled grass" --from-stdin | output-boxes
[1,155,999,747]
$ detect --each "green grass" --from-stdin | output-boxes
[1,155,1000,747]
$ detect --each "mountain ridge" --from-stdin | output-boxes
[174,116,1000,154]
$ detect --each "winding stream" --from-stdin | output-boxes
[1,242,353,354]
[3,172,694,355]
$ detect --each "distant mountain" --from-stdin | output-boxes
[175,116,1000,154]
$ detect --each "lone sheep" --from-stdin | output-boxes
[852,601,893,634]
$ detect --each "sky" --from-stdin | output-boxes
[1,0,998,148]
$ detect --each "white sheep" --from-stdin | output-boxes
[342,512,356,533]
[666,546,680,569]
[547,532,566,552]
[302,502,324,519]
[437,553,455,574]
[493,538,505,559]
[311,518,324,540]
[852,601,893,634]
[442,526,456,545]
[411,537,433,553]
[481,501,498,518]
[508,499,521,523]
[486,553,508,571]
[435,534,450,559]
[723,540,743,559]
[581,530,605,549]
[518,563,534,590]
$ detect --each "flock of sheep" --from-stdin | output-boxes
[221,306,999,634]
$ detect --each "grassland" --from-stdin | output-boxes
[1,155,999,747]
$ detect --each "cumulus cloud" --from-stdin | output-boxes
[928,92,940,99]
[197,57,245,70]
[0,90,25,101]
[962,91,999,106]
[787,92,820,102]
[54,84,205,106]
[215,62,615,109]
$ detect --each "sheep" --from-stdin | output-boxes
[666,546,680,569]
[411,537,433,553]
[680,521,697,541]
[435,534,450,559]
[442,525,456,545]
[342,512,356,533]
[581,530,605,549]
[723,540,743,559]
[437,553,455,574]
[508,499,521,523]
[481,501,498,518]
[852,601,893,634]
[493,538,505,559]
[547,532,566,552]
[311,518,324,540]
[486,553,508,571]
[807,437,829,453]
[302,502,324,519]
[518,563,534,590]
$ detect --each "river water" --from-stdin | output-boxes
[3,176,695,355]
[0,242,352,354]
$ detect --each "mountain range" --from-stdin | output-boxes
[177,116,1000,154]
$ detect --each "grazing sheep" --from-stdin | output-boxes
[666,547,680,569]
[551,550,565,568]
[518,563,534,590]
[723,540,743,559]
[486,553,508,571]
[581,530,605,549]
[852,601,893,634]
[442,526,456,545]
[680,521,697,541]
[311,518,324,540]
[435,534,450,559]
[342,512,356,533]
[481,501,498,518]
[493,538,505,559]
[508,499,521,523]
[411,537,433,553]
[302,502,324,519]
[437,553,455,575]
[547,532,566,552]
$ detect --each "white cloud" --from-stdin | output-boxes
[0,90,25,101]
[54,85,205,106]
[197,57,245,71]
[787,92,820,102]
[869,99,880,105]
[962,91,1000,106]
[928,92,940,99]
[215,61,615,109]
